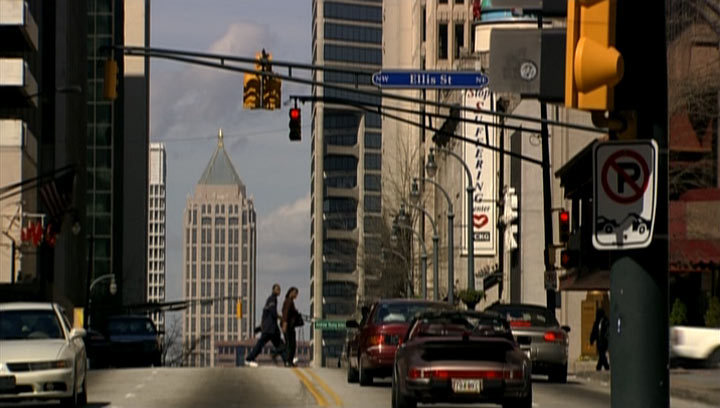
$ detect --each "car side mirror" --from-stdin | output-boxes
[561,325,571,333]
[70,328,87,339]
[346,320,359,329]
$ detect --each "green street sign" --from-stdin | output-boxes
[314,320,346,331]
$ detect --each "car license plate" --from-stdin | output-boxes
[451,378,482,394]
[0,375,16,391]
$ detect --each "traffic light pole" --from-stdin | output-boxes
[609,2,669,407]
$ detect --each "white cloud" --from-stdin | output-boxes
[257,193,310,274]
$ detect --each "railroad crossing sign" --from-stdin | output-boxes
[593,140,658,250]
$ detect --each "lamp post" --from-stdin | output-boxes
[407,185,439,301]
[416,172,455,304]
[429,146,476,291]
[392,215,428,299]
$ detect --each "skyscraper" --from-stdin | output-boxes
[182,130,257,367]
[147,143,166,332]
[310,0,383,367]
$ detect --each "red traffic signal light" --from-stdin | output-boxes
[289,108,301,141]
[558,210,570,243]
[560,249,578,269]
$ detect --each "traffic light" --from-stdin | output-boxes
[565,0,624,111]
[558,210,570,243]
[262,76,281,110]
[289,108,301,141]
[243,72,261,109]
[560,249,578,269]
[103,58,118,100]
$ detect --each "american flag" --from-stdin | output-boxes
[39,169,75,221]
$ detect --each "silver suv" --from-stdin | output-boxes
[486,303,570,383]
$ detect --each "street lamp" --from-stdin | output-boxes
[392,219,428,299]
[428,146,476,291]
[415,176,455,304]
[86,273,117,329]
[403,200,439,301]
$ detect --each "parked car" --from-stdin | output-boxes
[0,302,88,407]
[101,315,162,368]
[486,303,570,383]
[345,299,454,386]
[670,326,720,368]
[392,310,532,408]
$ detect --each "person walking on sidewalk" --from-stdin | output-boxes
[281,287,302,367]
[245,284,286,367]
[590,307,610,371]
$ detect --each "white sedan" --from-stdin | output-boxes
[0,302,88,407]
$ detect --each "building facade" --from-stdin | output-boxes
[147,142,166,332]
[310,0,384,367]
[86,0,150,315]
[182,131,257,367]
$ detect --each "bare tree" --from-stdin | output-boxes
[161,313,183,366]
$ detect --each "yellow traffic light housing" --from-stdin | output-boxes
[103,58,118,100]
[565,0,624,111]
[243,73,261,109]
[263,76,281,110]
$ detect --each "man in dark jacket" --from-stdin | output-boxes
[245,284,286,367]
[590,307,610,371]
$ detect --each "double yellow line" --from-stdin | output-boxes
[291,367,344,407]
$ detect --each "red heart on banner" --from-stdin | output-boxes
[473,214,489,229]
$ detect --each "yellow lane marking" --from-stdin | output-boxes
[292,367,329,407]
[303,368,344,407]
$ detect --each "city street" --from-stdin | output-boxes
[2,367,716,408]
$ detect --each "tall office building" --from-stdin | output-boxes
[310,0,383,367]
[147,143,166,332]
[182,130,257,367]
[86,0,150,314]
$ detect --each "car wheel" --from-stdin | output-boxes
[393,367,416,408]
[347,355,359,383]
[77,373,88,406]
[706,348,720,369]
[358,354,373,386]
[549,363,567,383]
[502,385,532,408]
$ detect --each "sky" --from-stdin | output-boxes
[149,0,312,327]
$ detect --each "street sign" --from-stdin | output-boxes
[313,320,346,331]
[593,140,658,250]
[371,70,489,89]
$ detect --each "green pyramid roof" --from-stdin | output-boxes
[198,129,244,186]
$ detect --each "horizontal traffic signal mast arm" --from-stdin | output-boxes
[107,45,609,135]
[294,94,544,167]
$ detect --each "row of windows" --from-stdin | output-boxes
[324,71,373,86]
[324,155,358,171]
[365,195,381,213]
[325,23,381,44]
[364,153,381,170]
[323,197,357,213]
[324,302,355,316]
[324,44,382,65]
[365,132,381,148]
[325,174,357,189]
[324,2,381,23]
[325,215,356,231]
[186,263,249,281]
[148,273,164,284]
[323,282,358,297]
[149,184,165,195]
[324,112,359,130]
[323,239,357,257]
[325,132,357,146]
[148,260,165,272]
[87,123,111,147]
[323,259,356,274]
[364,216,383,233]
[324,87,381,107]
[364,174,381,191]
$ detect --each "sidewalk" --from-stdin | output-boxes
[572,360,720,405]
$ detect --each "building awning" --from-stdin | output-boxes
[670,239,720,272]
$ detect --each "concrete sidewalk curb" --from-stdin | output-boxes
[573,370,720,406]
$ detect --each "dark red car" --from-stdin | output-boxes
[392,310,532,408]
[345,299,454,386]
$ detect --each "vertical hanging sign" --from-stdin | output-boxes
[463,89,498,256]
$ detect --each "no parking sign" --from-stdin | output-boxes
[593,140,658,250]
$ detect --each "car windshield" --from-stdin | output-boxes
[0,310,64,340]
[107,319,157,335]
[490,306,559,328]
[373,302,450,324]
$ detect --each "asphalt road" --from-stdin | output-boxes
[1,367,715,408]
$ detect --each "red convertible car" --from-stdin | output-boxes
[392,310,532,408]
